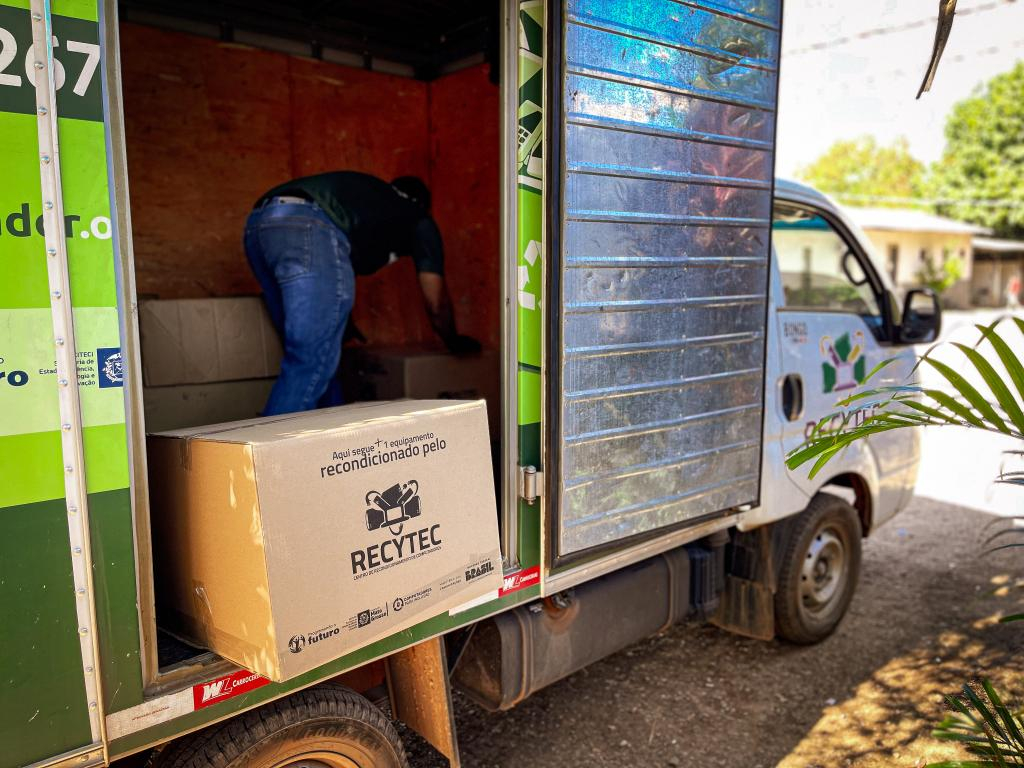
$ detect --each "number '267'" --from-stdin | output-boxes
[0,27,100,96]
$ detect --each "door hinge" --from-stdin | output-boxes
[518,465,543,505]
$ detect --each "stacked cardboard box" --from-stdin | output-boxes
[148,399,502,681]
[139,297,281,430]
[139,299,501,438]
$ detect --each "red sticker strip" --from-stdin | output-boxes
[499,565,540,597]
[193,669,270,710]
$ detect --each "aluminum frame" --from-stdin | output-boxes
[29,0,108,755]
[542,0,783,586]
[500,0,520,568]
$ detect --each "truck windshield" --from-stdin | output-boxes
[773,204,884,335]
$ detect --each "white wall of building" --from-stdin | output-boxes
[859,229,974,308]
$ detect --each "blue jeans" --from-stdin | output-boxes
[244,199,355,415]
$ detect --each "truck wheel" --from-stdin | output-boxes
[147,685,408,768]
[775,493,861,644]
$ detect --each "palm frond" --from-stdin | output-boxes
[788,322,1024,475]
[928,682,1024,767]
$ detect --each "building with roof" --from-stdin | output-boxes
[844,207,991,309]
[971,236,1024,308]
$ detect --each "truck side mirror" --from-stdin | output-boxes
[899,288,941,344]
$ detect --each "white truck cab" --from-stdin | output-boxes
[729,179,937,644]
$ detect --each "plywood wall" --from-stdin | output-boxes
[429,64,502,348]
[121,23,499,348]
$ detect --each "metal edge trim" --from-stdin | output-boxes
[543,513,739,595]
[501,0,520,569]
[25,745,105,768]
[750,0,784,524]
[99,0,159,694]
[30,0,108,754]
[105,585,542,755]
[538,0,559,596]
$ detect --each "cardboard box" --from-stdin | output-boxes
[139,297,282,386]
[342,347,500,438]
[143,379,275,433]
[148,400,502,682]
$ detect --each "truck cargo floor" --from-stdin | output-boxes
[157,627,207,669]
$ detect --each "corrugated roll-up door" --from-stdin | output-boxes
[553,0,782,560]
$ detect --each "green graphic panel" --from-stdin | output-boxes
[0,0,138,756]
[0,5,103,121]
[0,424,128,508]
[517,0,544,477]
[518,367,541,425]
[517,188,543,369]
[0,307,126,437]
[0,497,92,767]
[90,488,144,711]
[0,114,117,310]
[2,0,97,21]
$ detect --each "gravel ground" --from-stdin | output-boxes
[405,497,1024,767]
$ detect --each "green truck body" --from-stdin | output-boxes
[0,1,783,764]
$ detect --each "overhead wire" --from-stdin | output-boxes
[827,194,1024,210]
[783,0,1017,56]
[787,38,1024,98]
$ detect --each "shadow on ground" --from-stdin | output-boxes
[406,499,1024,768]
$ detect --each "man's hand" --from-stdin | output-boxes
[445,333,482,356]
[418,272,480,354]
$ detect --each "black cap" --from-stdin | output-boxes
[391,175,431,211]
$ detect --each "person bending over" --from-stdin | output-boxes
[244,171,479,415]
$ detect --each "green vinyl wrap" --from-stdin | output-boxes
[0,1,141,765]
[516,0,544,568]
[5,1,547,761]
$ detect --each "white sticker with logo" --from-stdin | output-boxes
[0,306,125,437]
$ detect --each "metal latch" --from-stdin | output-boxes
[519,465,542,505]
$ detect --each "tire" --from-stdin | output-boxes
[775,493,862,644]
[147,684,409,768]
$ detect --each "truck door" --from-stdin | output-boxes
[771,202,917,516]
[547,0,783,570]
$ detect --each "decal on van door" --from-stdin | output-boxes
[820,331,866,393]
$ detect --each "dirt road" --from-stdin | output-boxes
[407,498,1024,767]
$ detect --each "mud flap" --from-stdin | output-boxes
[386,636,460,767]
[710,575,776,641]
[710,524,787,641]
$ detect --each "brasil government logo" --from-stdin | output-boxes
[97,347,124,388]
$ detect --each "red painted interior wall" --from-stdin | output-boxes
[121,23,499,348]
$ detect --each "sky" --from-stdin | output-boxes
[775,0,1024,178]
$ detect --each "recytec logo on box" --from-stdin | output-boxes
[264,403,503,679]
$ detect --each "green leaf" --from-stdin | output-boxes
[901,399,961,425]
[961,683,1008,743]
[976,324,1024,421]
[924,357,1010,434]
[861,356,899,384]
[925,388,988,429]
[982,528,1024,548]
[998,613,1024,623]
[952,342,1024,435]
[836,385,918,406]
[805,425,904,477]
[985,543,1024,554]
[982,681,1024,751]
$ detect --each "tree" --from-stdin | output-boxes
[916,255,964,296]
[932,62,1024,239]
[796,135,926,205]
